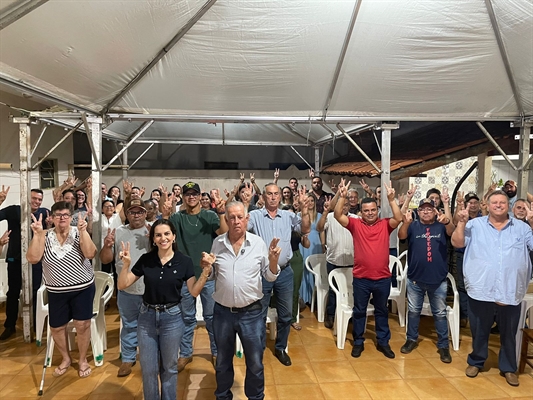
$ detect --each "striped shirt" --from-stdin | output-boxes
[42,226,94,293]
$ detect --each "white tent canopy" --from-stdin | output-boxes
[0,0,531,140]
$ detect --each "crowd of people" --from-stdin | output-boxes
[0,171,532,398]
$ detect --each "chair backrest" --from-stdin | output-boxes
[305,254,328,290]
[328,268,353,308]
[389,255,405,288]
[93,271,114,315]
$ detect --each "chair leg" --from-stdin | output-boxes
[338,314,348,350]
[90,320,104,367]
[35,315,47,347]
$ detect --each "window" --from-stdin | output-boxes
[39,159,57,189]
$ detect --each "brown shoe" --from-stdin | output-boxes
[177,356,193,372]
[117,361,136,377]
[500,372,519,387]
[465,365,480,378]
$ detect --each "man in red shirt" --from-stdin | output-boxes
[334,179,402,359]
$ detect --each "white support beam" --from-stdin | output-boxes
[89,122,102,271]
[0,0,49,31]
[122,144,128,180]
[380,129,392,218]
[314,147,320,176]
[102,120,153,171]
[18,122,33,343]
[476,122,518,171]
[31,122,81,170]
[336,123,382,174]
[81,113,101,171]
[29,124,47,159]
[517,125,531,199]
[290,146,313,170]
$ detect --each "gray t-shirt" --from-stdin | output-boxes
[114,224,150,295]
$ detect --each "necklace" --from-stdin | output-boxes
[185,213,199,227]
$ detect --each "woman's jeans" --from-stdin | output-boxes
[406,278,449,349]
[138,303,184,400]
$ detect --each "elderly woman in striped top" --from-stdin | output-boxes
[27,201,97,379]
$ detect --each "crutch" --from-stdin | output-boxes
[38,329,53,396]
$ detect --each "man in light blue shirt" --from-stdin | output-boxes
[452,190,533,387]
[247,183,310,366]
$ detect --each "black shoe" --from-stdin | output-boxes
[324,315,334,329]
[351,344,364,358]
[376,344,395,359]
[400,340,418,354]
[0,327,15,341]
[438,348,452,363]
[274,350,292,366]
[490,324,500,335]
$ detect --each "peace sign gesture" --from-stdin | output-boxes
[77,212,88,232]
[119,241,131,265]
[0,230,11,246]
[0,185,10,204]
[30,213,44,235]
[384,181,396,202]
[268,238,281,264]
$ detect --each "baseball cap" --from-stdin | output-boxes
[418,198,436,208]
[127,198,146,212]
[464,192,479,203]
[183,181,201,194]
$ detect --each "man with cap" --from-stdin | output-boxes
[161,181,228,371]
[398,196,455,363]
[453,192,482,327]
[100,198,150,377]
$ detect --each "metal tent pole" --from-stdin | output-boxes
[517,124,531,199]
[381,128,392,218]
[89,122,102,271]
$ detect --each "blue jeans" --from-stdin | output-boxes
[138,303,184,400]
[261,266,293,351]
[352,277,391,347]
[326,263,351,318]
[406,278,449,348]
[455,251,468,320]
[213,303,266,400]
[117,291,143,362]
[180,280,216,357]
[467,296,521,373]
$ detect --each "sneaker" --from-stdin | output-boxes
[438,348,452,363]
[0,327,15,341]
[400,340,418,354]
[177,356,193,372]
[324,315,334,329]
[376,344,395,359]
[351,344,364,358]
[117,361,136,377]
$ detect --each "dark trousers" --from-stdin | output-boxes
[5,260,42,330]
[326,263,351,318]
[467,296,521,372]
[261,266,293,351]
[213,303,266,400]
[352,277,391,346]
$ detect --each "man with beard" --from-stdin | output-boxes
[309,175,333,214]
[162,181,228,371]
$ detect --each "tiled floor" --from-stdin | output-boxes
[0,300,532,399]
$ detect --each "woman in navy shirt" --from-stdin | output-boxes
[118,219,212,400]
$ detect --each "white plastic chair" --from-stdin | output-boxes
[515,292,533,365]
[35,285,49,346]
[0,245,8,302]
[196,295,205,325]
[404,272,460,351]
[305,254,328,322]
[46,271,114,367]
[328,268,374,349]
[388,255,406,327]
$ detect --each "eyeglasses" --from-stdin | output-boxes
[128,210,146,216]
[103,205,115,208]
[184,192,199,197]
[54,213,71,219]
[419,208,434,213]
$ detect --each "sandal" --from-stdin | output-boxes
[52,363,71,377]
[78,365,92,378]
[291,323,302,331]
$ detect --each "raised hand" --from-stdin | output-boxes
[397,193,406,206]
[224,188,231,198]
[436,209,447,224]
[526,202,533,222]
[77,212,88,232]
[159,184,168,196]
[66,175,78,187]
[268,238,281,264]
[457,204,469,223]
[200,252,216,269]
[441,187,450,204]
[119,241,131,264]
[85,176,92,191]
[359,178,370,193]
[273,168,280,181]
[44,210,54,229]
[249,173,256,184]
[123,180,132,195]
[30,213,44,235]
[406,183,418,199]
[0,185,10,203]
[384,181,396,201]
[240,173,245,182]
[239,183,253,204]
[308,168,315,178]
[0,230,11,246]
[162,193,174,216]
[323,195,332,213]
[338,178,351,198]
[402,209,413,224]
[139,187,146,198]
[328,179,337,193]
[297,185,308,208]
[104,228,116,248]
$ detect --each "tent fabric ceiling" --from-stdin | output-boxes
[0,0,531,146]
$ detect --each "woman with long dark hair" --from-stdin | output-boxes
[118,219,212,400]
